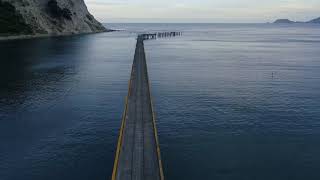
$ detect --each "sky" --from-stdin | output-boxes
[85,0,320,23]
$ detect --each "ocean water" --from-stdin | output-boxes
[1,23,320,180]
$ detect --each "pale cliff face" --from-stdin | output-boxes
[0,0,106,36]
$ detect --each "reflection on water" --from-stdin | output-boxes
[1,23,320,180]
[0,33,136,180]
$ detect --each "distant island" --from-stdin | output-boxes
[274,17,320,24]
[274,19,295,23]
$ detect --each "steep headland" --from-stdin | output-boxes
[0,0,108,39]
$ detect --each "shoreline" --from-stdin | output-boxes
[0,29,116,41]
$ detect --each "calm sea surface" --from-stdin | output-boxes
[1,23,320,180]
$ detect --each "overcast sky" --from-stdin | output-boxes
[85,0,320,23]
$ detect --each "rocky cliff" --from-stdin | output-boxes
[0,0,107,37]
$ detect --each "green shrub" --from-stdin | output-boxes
[0,1,33,35]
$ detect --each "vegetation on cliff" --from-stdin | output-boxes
[0,1,32,35]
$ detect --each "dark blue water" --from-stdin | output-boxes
[1,23,320,180]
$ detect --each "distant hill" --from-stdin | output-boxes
[308,17,320,23]
[274,17,320,24]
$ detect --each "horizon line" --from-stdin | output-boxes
[103,22,274,24]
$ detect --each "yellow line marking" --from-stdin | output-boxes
[143,43,165,180]
[111,95,128,180]
[111,63,134,180]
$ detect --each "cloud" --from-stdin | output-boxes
[84,0,320,22]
